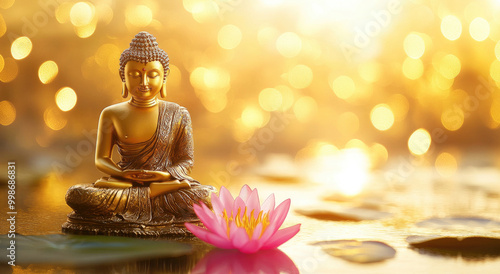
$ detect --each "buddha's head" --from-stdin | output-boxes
[119,31,170,100]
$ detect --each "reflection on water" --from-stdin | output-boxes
[0,236,212,273]
[192,248,299,274]
[2,252,208,273]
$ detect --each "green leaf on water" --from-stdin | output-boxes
[1,234,192,266]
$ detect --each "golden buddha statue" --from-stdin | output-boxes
[62,32,216,236]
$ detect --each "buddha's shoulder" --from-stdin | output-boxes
[99,102,129,117]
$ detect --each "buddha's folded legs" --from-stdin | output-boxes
[63,183,217,236]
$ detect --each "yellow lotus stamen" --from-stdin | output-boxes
[221,207,270,239]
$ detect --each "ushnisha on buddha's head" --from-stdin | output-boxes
[119,31,170,100]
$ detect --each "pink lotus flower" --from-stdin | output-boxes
[185,185,301,253]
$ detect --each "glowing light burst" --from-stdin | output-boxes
[307,0,370,21]
[309,148,370,197]
[335,149,370,196]
[259,0,285,7]
[260,0,384,32]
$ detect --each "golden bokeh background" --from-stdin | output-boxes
[2,0,500,196]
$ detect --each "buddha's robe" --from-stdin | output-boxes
[64,101,214,234]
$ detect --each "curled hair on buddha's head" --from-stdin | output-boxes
[119,31,170,82]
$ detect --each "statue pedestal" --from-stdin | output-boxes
[62,184,216,236]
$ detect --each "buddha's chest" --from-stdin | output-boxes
[113,108,159,144]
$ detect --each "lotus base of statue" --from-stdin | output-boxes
[62,184,216,236]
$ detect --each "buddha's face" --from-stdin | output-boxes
[124,60,164,100]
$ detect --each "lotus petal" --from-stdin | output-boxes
[262,224,301,250]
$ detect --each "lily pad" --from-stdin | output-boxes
[296,205,392,221]
[415,217,500,231]
[0,234,192,266]
[407,235,500,249]
[313,240,396,263]
[407,235,500,260]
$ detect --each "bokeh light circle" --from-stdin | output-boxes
[469,17,490,41]
[441,15,462,41]
[402,57,424,80]
[288,64,313,89]
[259,88,283,112]
[38,61,59,84]
[370,104,395,131]
[408,128,432,155]
[276,32,302,58]
[241,106,265,129]
[11,37,32,60]
[44,107,67,131]
[404,33,425,59]
[435,152,458,177]
[438,54,461,79]
[218,24,242,50]
[0,100,16,126]
[55,87,78,111]
[331,75,355,100]
[70,2,94,27]
[495,41,500,61]
[0,54,4,73]
[0,58,18,83]
[490,60,500,82]
[0,14,6,38]
[126,5,153,27]
[441,107,464,131]
[294,96,317,122]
